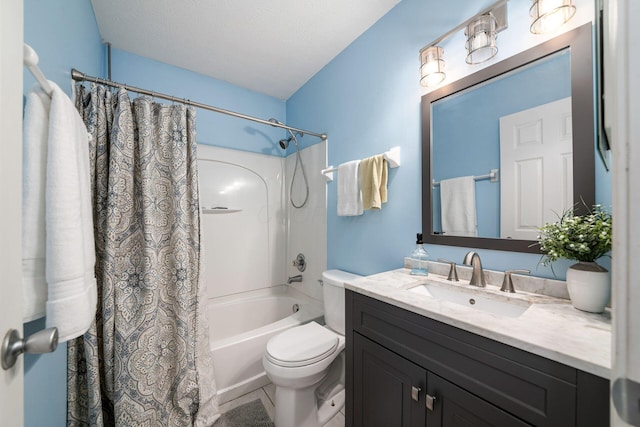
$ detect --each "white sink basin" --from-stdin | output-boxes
[408,282,532,318]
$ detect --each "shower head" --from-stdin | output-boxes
[279,138,291,150]
[269,118,301,150]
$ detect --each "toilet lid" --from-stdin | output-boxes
[265,322,339,368]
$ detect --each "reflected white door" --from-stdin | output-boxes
[499,97,573,240]
[0,0,25,425]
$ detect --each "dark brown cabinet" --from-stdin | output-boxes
[346,290,609,427]
[353,333,425,427]
[427,372,530,427]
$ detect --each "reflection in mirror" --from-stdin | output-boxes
[422,23,595,253]
[431,50,572,239]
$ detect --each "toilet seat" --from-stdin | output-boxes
[265,322,339,368]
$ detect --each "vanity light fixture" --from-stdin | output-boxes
[419,46,446,87]
[529,0,577,34]
[418,0,508,86]
[465,13,499,64]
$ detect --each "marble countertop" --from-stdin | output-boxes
[345,268,611,379]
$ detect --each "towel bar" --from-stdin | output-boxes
[432,168,499,187]
[321,146,401,182]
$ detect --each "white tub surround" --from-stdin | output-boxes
[208,285,322,404]
[345,269,611,379]
[286,140,328,301]
[198,145,286,298]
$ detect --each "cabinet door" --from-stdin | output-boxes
[353,333,426,427]
[427,372,531,427]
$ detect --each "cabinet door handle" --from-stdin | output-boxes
[411,386,421,402]
[426,394,437,411]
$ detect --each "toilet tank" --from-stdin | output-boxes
[322,270,362,335]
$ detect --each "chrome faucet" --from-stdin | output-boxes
[287,274,303,284]
[462,251,486,287]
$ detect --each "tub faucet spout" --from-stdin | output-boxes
[462,251,486,287]
[287,274,303,284]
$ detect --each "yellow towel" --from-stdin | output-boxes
[360,154,388,210]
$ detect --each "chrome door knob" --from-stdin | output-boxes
[1,327,58,370]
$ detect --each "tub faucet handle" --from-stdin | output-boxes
[500,270,530,293]
[437,259,459,282]
[292,253,306,272]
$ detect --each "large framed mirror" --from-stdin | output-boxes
[421,23,595,253]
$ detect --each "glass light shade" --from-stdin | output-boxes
[465,14,498,65]
[420,46,446,87]
[530,0,576,34]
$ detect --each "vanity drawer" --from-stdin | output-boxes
[348,291,578,426]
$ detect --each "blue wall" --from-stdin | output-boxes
[23,0,104,95]
[23,1,104,426]
[431,51,571,237]
[287,0,494,276]
[287,0,611,279]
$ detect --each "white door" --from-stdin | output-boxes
[607,0,640,425]
[499,97,573,240]
[0,0,25,425]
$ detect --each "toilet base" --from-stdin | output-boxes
[274,383,321,427]
[273,384,345,427]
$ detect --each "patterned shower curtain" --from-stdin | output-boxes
[67,84,219,426]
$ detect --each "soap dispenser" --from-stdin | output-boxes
[409,233,429,276]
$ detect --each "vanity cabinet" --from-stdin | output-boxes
[353,333,528,427]
[353,332,426,427]
[345,290,609,427]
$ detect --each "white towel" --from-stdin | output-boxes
[337,160,363,216]
[440,176,478,237]
[22,87,50,322]
[22,81,97,342]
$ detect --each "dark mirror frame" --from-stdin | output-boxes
[421,23,595,253]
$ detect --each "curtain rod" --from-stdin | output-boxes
[70,68,327,141]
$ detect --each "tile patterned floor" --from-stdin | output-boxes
[220,383,345,426]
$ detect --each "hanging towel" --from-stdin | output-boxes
[440,176,478,237]
[22,87,50,322]
[22,81,97,342]
[337,160,363,216]
[360,154,388,210]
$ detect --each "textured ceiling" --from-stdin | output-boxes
[90,0,401,100]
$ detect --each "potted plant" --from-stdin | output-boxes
[537,205,612,313]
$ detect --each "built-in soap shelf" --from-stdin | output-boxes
[321,146,401,182]
[201,207,242,214]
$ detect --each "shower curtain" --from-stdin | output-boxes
[67,84,219,426]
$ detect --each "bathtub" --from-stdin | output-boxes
[208,284,323,404]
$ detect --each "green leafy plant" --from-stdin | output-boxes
[536,205,612,267]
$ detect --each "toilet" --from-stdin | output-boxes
[263,269,362,427]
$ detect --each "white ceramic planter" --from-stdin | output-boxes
[566,261,611,313]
